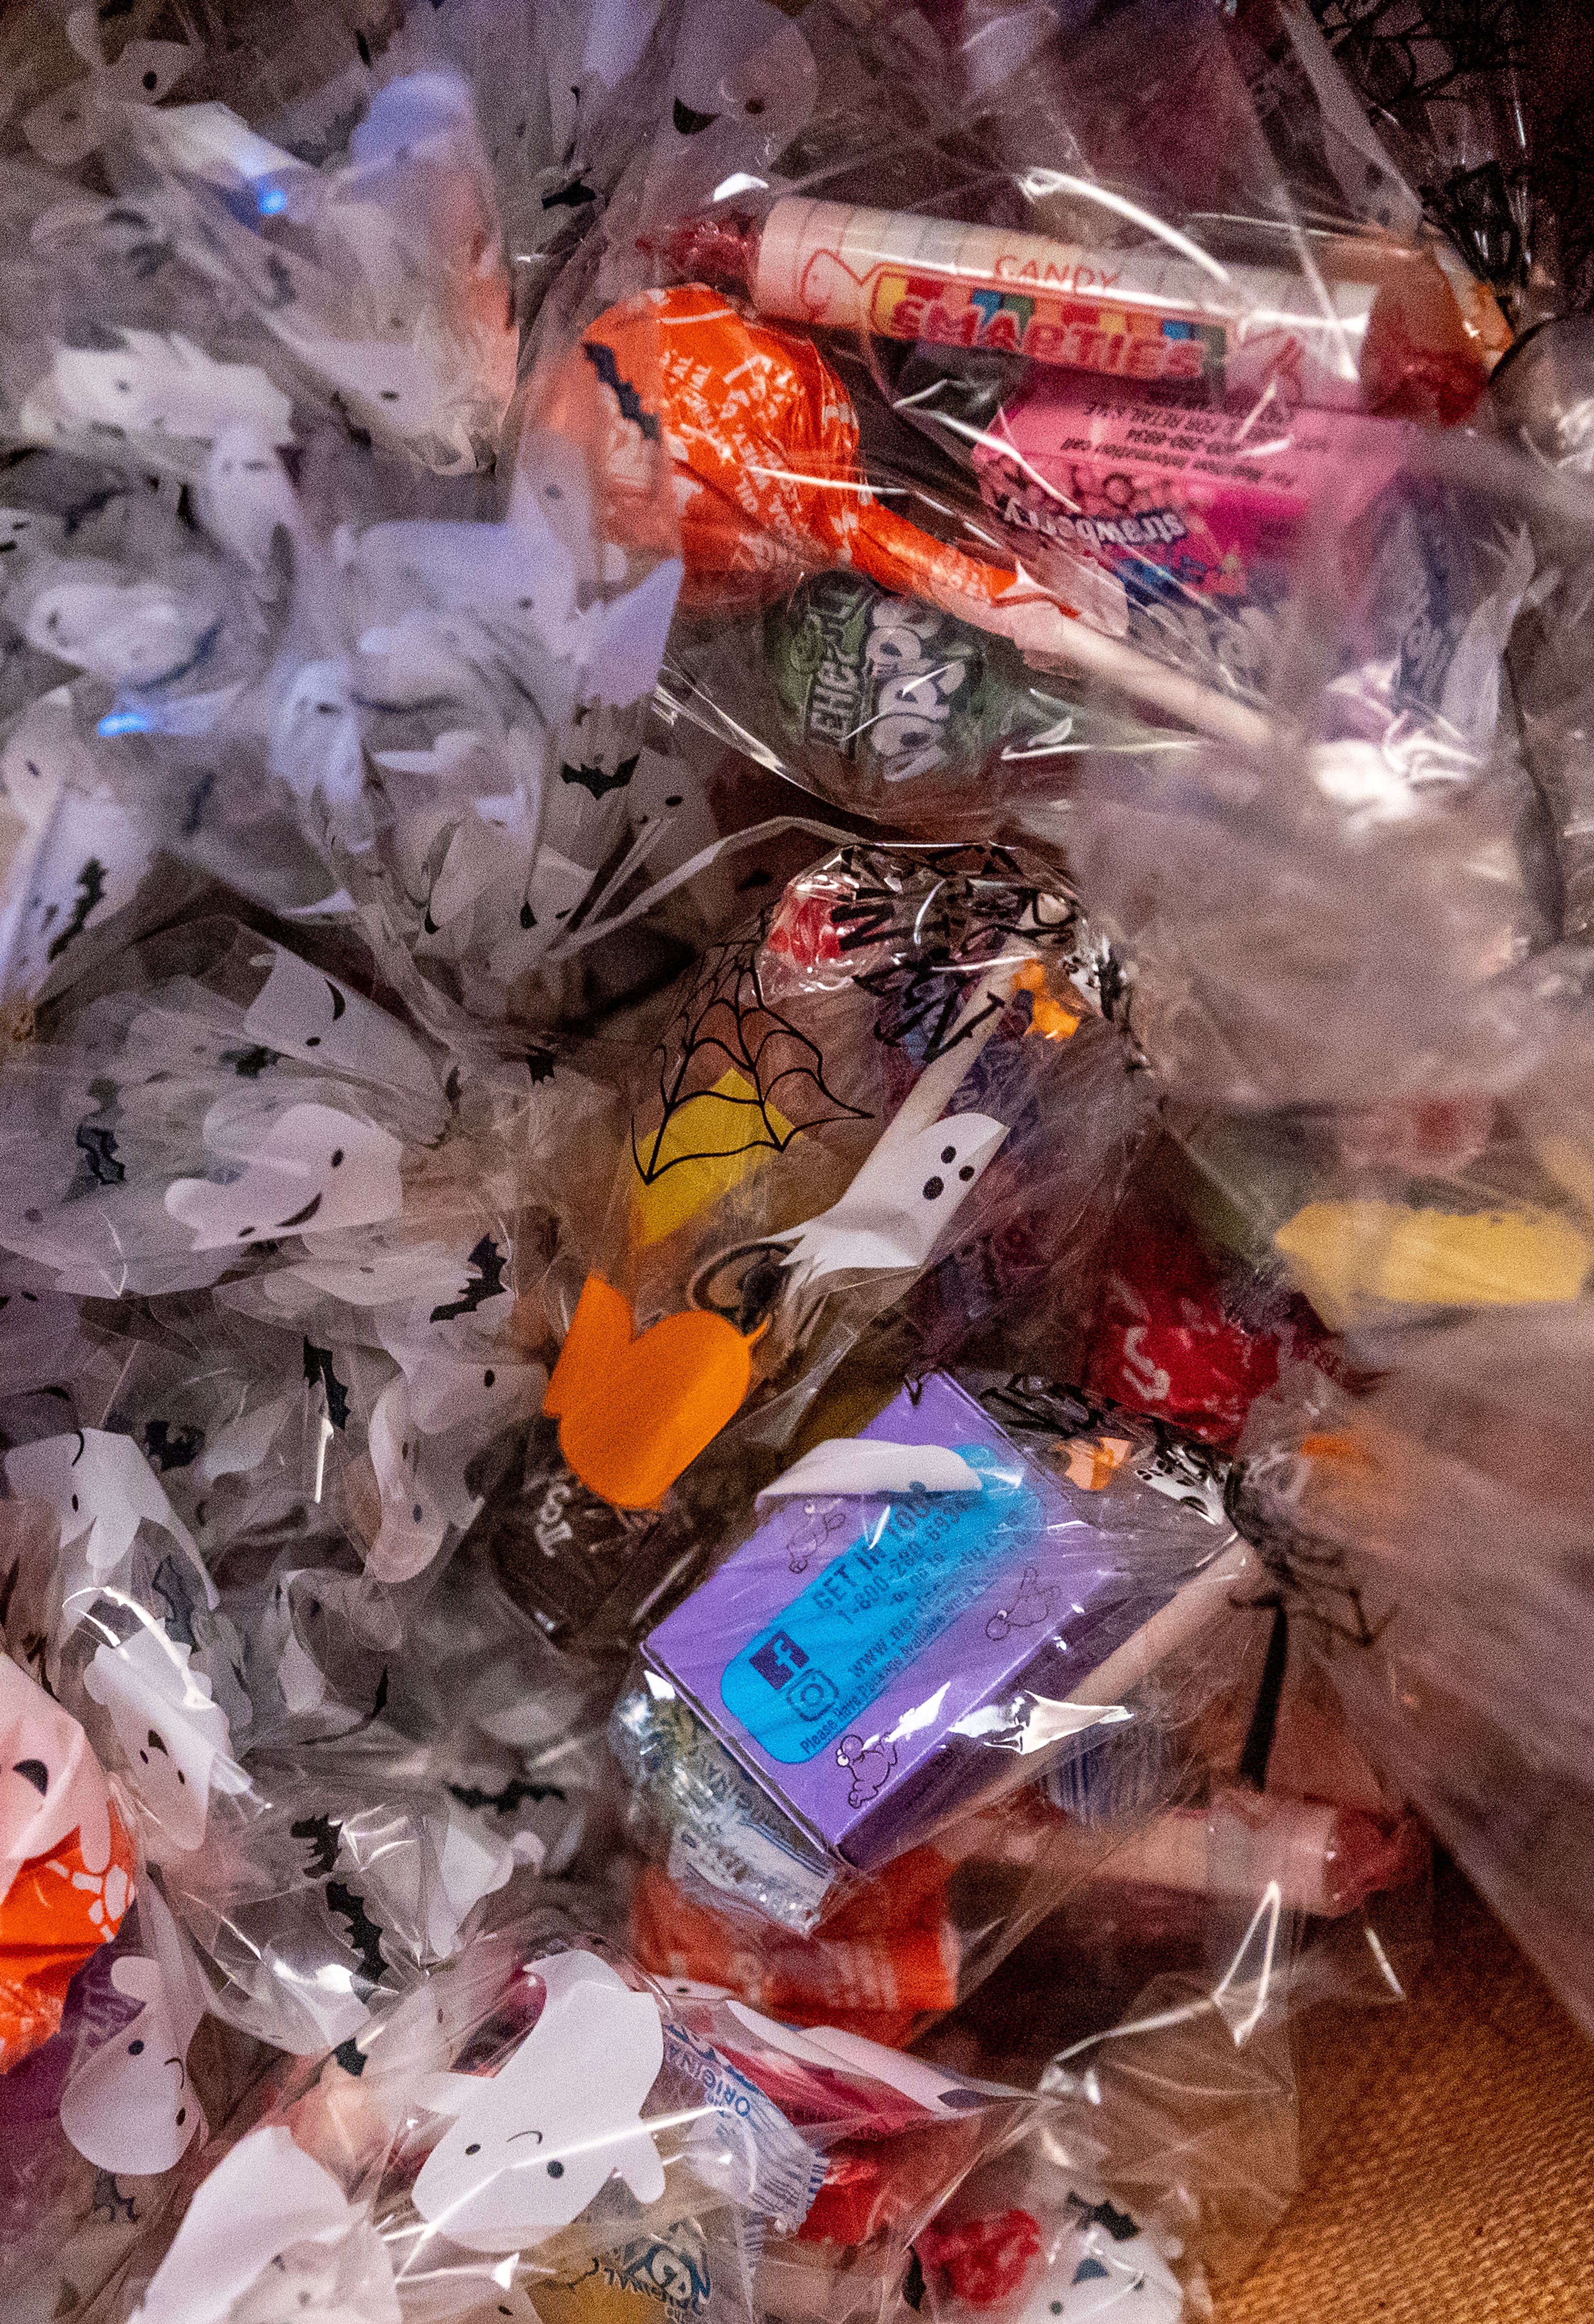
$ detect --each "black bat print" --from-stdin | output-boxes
[447,1776,567,1814]
[580,340,661,442]
[325,1878,386,1995]
[302,1340,350,1430]
[560,753,639,800]
[542,179,597,209]
[144,1422,204,1474]
[291,1812,343,1877]
[91,2172,138,2226]
[1065,2194,1139,2243]
[74,1122,125,1188]
[62,486,127,539]
[152,1552,203,1648]
[430,1235,509,1323]
[220,1046,281,1079]
[181,769,215,837]
[46,859,108,964]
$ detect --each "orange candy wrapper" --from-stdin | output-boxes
[538,283,1082,658]
[1,1659,136,2072]
[632,1854,961,2048]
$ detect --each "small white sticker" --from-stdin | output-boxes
[242,946,440,1102]
[60,1886,209,2172]
[757,1441,983,1503]
[129,2126,398,2324]
[5,1428,204,1584]
[781,1112,1010,1285]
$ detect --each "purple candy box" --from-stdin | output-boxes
[645,1374,1181,1870]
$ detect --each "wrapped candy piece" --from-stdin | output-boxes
[1,1655,136,2074]
[660,570,1184,833]
[659,1988,1041,2323]
[542,279,1299,748]
[913,2175,1185,2324]
[110,1918,1041,2324]
[1294,0,1539,310]
[634,1849,957,2050]
[667,192,1504,424]
[506,839,1134,1549]
[1071,1789,1426,1922]
[1084,1199,1335,1452]
[610,1366,1257,1934]
[647,0,1512,421]
[537,282,1085,655]
[635,1373,1249,1893]
[115,1919,831,2324]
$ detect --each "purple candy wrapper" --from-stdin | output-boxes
[645,1375,1192,1870]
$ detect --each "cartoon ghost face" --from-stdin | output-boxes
[164,1102,405,1250]
[126,2125,394,2324]
[656,0,818,172]
[0,1653,114,1881]
[413,1964,666,2253]
[784,1112,1010,1283]
[1017,2211,1184,2323]
[270,659,363,808]
[4,1428,198,1583]
[22,39,196,169]
[81,1627,238,1852]
[242,944,440,1105]
[59,1952,204,2173]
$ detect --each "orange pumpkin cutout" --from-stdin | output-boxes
[544,1274,755,1509]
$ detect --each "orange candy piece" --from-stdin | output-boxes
[0,1807,136,2073]
[560,284,1077,644]
[544,1273,755,1509]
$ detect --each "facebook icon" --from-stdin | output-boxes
[748,1629,809,1691]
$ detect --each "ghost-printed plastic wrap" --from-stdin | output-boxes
[912,2159,1186,2324]
[658,570,1184,838]
[659,1989,1041,2310]
[95,72,518,475]
[0,920,455,1300]
[0,0,1565,2310]
[0,1655,136,2073]
[0,1869,282,2324]
[108,1919,826,2324]
[526,841,1134,1546]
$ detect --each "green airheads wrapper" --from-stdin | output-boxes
[764,571,1085,800]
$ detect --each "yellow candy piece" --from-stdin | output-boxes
[631,1068,797,1247]
[1274,1198,1592,1325]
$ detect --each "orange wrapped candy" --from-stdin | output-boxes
[535,282,1082,657]
[1,1657,135,2072]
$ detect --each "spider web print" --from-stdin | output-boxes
[1313,0,1532,290]
[631,924,870,1186]
[1228,1452,1397,1652]
[824,843,1107,1063]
